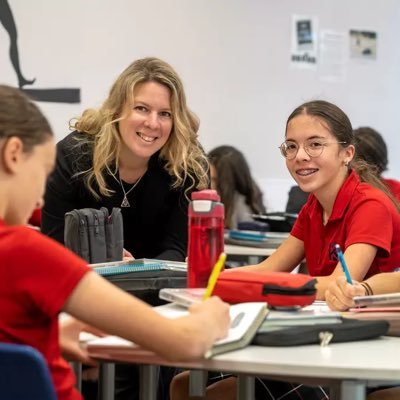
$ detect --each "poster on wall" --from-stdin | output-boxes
[0,0,80,103]
[349,29,377,60]
[318,30,347,82]
[290,15,318,70]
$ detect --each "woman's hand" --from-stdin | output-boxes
[122,248,134,261]
[325,277,366,311]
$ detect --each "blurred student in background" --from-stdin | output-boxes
[208,145,266,229]
[354,126,400,200]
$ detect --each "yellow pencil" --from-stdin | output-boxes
[202,252,227,300]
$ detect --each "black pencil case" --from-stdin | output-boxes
[64,207,123,263]
[252,318,389,346]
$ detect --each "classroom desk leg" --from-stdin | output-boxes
[340,380,365,400]
[189,370,208,397]
[139,365,159,400]
[98,363,115,400]
[237,374,255,400]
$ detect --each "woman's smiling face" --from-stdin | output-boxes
[118,81,173,163]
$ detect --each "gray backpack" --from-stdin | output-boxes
[64,207,124,264]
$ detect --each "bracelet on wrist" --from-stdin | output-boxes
[360,281,373,296]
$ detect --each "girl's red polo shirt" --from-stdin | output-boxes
[291,171,400,278]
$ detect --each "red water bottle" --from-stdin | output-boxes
[188,189,225,288]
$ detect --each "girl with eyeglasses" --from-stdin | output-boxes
[171,100,400,400]
[245,100,400,299]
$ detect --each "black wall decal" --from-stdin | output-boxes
[1,0,81,103]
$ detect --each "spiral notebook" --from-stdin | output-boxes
[90,259,187,277]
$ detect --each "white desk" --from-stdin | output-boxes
[224,244,275,257]
[92,336,400,400]
[224,232,287,264]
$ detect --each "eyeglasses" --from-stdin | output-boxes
[279,139,347,160]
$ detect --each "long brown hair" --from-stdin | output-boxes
[208,145,266,228]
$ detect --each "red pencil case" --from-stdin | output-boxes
[212,270,317,308]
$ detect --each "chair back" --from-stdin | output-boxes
[0,342,57,400]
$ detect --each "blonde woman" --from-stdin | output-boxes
[42,57,208,261]
[41,57,209,399]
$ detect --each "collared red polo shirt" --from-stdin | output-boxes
[383,178,400,202]
[291,171,400,278]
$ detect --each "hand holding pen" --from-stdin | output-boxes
[334,244,353,284]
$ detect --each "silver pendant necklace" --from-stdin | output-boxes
[119,174,144,207]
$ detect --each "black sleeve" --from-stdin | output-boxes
[41,133,90,244]
[155,187,191,261]
[155,167,209,262]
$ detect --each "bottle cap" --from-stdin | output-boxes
[191,189,220,202]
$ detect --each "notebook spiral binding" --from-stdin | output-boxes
[91,259,187,277]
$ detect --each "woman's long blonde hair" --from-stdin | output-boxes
[71,57,209,198]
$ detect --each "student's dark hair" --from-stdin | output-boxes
[0,85,53,152]
[286,100,400,211]
[353,127,388,175]
[208,145,266,228]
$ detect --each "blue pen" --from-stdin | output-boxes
[335,244,353,284]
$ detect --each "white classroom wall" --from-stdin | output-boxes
[1,0,399,210]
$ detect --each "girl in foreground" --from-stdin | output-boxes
[0,84,229,400]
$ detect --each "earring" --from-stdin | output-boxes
[344,161,349,167]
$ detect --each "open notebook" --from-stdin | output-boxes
[86,302,267,358]
[90,259,187,277]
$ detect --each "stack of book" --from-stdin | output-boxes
[344,293,400,336]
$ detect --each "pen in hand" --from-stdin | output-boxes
[334,244,353,284]
[202,252,227,300]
